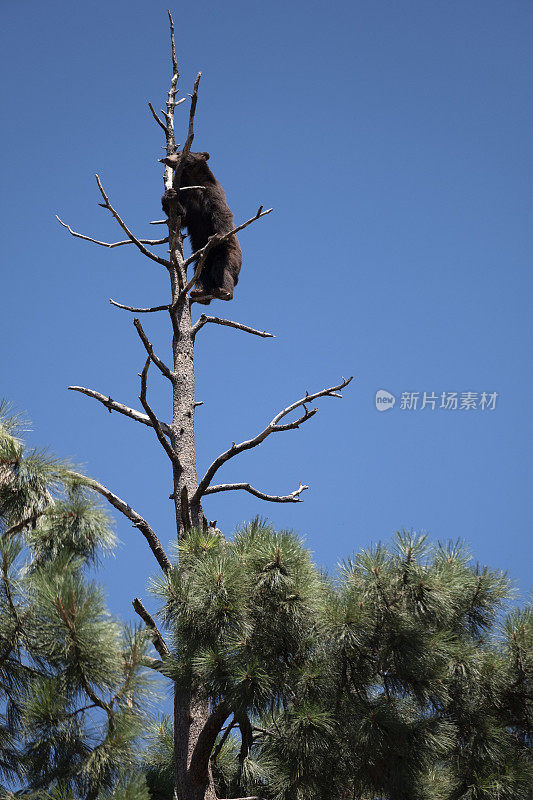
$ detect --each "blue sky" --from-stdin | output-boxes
[1,0,531,620]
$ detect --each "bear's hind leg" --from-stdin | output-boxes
[190,246,231,303]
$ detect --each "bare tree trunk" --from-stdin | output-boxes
[158,26,216,798]
[169,272,201,532]
[167,193,218,800]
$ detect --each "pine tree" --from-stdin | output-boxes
[0,402,154,799]
[1,409,531,799]
[143,524,532,800]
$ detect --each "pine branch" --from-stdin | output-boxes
[55,595,113,719]
[2,551,22,623]
[2,511,43,539]
[68,386,172,436]
[0,552,24,666]
[192,377,353,503]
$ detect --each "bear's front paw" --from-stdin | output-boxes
[161,188,178,212]
[162,189,186,220]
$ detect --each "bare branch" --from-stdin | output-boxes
[94,175,171,268]
[192,377,353,503]
[177,206,273,305]
[148,101,168,134]
[168,10,178,84]
[204,482,308,503]
[133,318,174,381]
[68,385,171,436]
[182,205,272,270]
[69,472,171,573]
[162,70,202,198]
[272,406,318,432]
[109,299,170,313]
[138,358,180,466]
[177,73,201,177]
[271,376,353,426]
[56,216,169,249]
[132,597,170,659]
[191,314,275,339]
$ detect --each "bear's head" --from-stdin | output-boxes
[160,151,210,174]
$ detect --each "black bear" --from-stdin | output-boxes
[161,151,242,304]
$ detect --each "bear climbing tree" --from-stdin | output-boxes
[161,150,243,304]
[57,12,351,800]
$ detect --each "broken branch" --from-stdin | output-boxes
[70,472,171,573]
[148,101,168,134]
[203,482,308,503]
[139,358,180,466]
[133,318,174,381]
[132,597,170,659]
[191,314,274,339]
[109,299,170,313]
[175,73,201,183]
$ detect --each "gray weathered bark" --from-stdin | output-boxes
[159,19,217,800]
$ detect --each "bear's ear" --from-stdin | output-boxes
[199,151,210,161]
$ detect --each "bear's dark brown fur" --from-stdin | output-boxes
[161,151,242,304]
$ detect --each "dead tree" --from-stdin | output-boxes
[58,12,352,800]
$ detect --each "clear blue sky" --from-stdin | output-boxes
[1,0,531,620]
